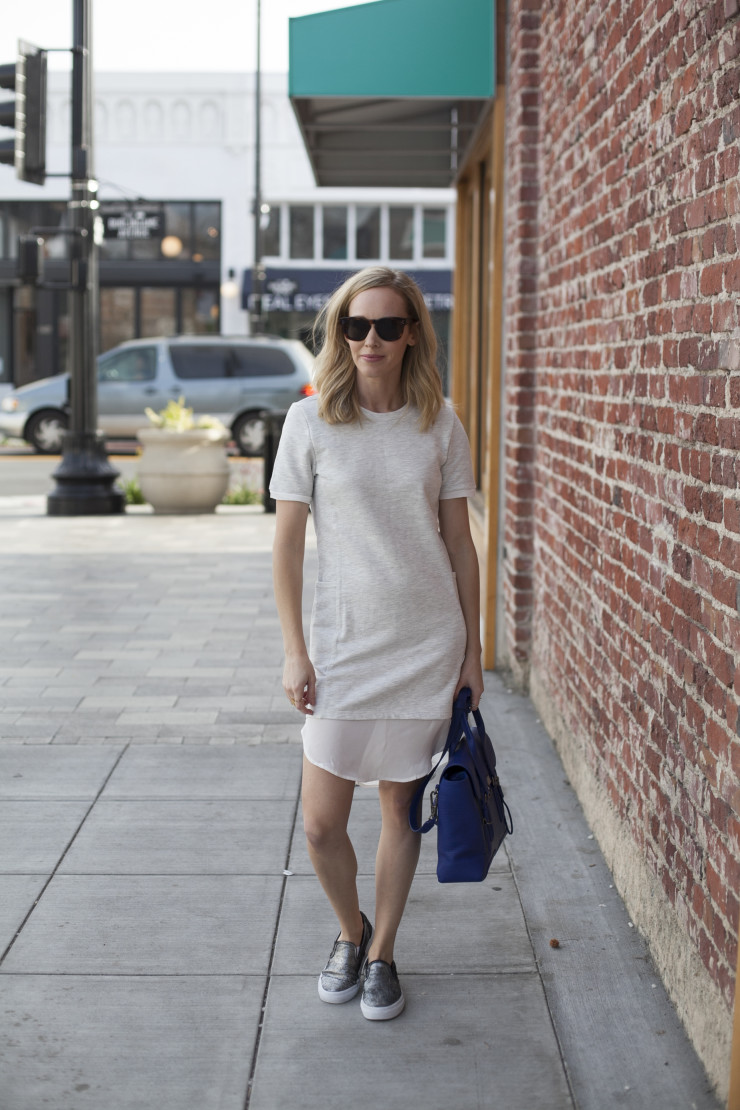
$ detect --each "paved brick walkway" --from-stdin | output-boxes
[0,502,312,746]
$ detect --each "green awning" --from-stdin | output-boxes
[289,0,494,187]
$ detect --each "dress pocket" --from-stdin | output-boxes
[310,582,339,672]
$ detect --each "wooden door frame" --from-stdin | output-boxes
[451,87,506,671]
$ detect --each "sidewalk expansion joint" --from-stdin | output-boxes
[243,765,303,1110]
[0,743,130,969]
[507,852,578,1110]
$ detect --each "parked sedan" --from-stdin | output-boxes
[0,335,315,455]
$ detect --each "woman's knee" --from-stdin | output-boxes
[303,811,348,854]
[301,757,354,852]
[379,781,420,832]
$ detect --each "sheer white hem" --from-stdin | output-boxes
[301,717,449,786]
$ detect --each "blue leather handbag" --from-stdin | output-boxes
[409,688,513,882]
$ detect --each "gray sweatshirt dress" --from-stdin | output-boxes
[270,395,476,782]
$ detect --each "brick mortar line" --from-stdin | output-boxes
[523,551,736,746]
[527,533,737,694]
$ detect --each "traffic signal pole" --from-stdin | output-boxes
[250,0,265,335]
[47,0,123,515]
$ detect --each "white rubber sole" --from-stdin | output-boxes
[360,992,406,1021]
[318,977,362,1004]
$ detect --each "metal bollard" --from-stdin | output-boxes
[262,410,288,513]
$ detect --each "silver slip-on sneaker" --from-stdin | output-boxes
[318,911,373,1004]
[360,958,406,1021]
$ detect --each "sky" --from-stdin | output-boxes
[0,0,374,74]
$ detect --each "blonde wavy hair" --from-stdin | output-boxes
[312,267,444,431]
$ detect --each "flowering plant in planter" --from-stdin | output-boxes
[144,396,228,436]
[136,396,230,514]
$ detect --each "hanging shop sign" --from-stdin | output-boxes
[102,204,164,241]
[243,267,453,313]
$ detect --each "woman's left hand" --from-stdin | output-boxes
[455,651,484,710]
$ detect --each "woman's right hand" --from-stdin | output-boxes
[283,651,316,715]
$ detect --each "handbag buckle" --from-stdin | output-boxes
[430,786,439,823]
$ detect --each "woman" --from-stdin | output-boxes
[270,266,483,1022]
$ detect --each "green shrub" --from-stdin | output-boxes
[123,475,261,507]
[122,477,145,505]
[222,483,261,506]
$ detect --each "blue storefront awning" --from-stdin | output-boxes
[242,267,453,315]
[289,0,494,187]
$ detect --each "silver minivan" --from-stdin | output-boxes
[0,335,315,455]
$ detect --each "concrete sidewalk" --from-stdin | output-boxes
[0,500,721,1110]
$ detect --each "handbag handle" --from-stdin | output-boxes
[459,699,513,834]
[408,687,474,834]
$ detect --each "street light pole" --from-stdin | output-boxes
[250,0,265,335]
[47,0,123,515]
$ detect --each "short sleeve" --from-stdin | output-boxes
[439,412,476,500]
[269,402,315,504]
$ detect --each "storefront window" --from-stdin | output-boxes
[182,288,219,334]
[262,206,280,256]
[389,207,414,259]
[356,206,380,260]
[423,208,447,259]
[140,287,176,337]
[100,288,136,352]
[290,206,314,259]
[323,206,347,260]
[193,202,220,261]
[130,234,160,261]
[99,236,128,261]
[161,203,190,260]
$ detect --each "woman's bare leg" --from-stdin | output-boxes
[369,778,423,964]
[301,755,364,944]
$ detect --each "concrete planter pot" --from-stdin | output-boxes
[136,427,230,514]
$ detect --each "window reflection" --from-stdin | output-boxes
[356,206,380,260]
[323,206,347,260]
[100,288,136,352]
[423,208,447,259]
[194,203,220,260]
[389,207,414,260]
[140,287,176,337]
[290,206,314,259]
[262,206,281,256]
[182,288,219,334]
[162,203,190,259]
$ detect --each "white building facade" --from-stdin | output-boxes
[0,70,455,389]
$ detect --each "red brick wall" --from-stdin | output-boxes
[503,0,740,1010]
[501,0,541,683]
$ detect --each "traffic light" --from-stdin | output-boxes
[17,235,44,285]
[0,40,47,186]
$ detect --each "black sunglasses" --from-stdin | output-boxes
[339,316,415,342]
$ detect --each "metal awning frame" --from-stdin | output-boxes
[291,95,491,189]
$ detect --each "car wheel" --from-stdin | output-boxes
[25,409,69,454]
[233,412,265,457]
